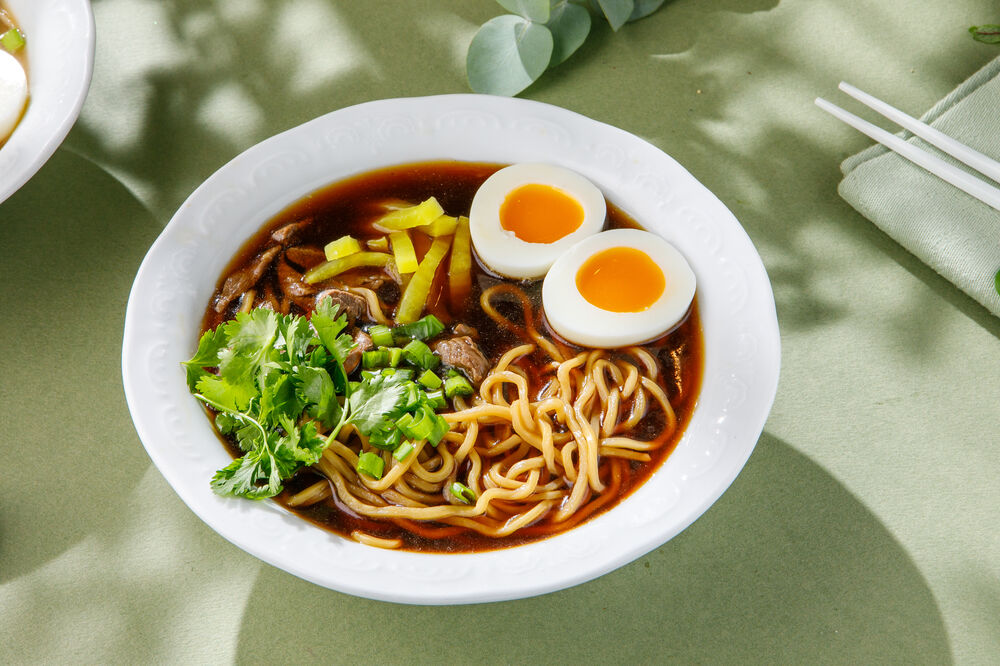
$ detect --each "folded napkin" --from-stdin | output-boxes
[839,56,1000,319]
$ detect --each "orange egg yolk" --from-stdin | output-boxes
[575,246,665,313]
[499,184,583,244]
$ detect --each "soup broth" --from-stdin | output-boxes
[201,161,704,552]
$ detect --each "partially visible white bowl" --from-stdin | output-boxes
[0,0,94,204]
[123,95,781,605]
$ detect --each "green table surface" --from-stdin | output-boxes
[3,1,999,663]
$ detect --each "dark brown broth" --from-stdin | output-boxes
[202,160,704,552]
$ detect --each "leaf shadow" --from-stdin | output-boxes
[0,148,162,583]
[230,433,951,664]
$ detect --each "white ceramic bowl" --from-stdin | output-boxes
[0,0,94,204]
[122,95,781,605]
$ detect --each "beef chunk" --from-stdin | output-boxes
[213,245,281,313]
[270,218,312,245]
[343,329,373,375]
[284,245,326,270]
[315,288,369,325]
[432,335,491,386]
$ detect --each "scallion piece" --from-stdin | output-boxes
[368,324,394,348]
[450,482,476,504]
[357,452,385,479]
[1,29,25,54]
[387,346,403,368]
[444,372,474,398]
[424,389,447,410]
[402,339,439,370]
[392,314,445,342]
[362,349,390,369]
[369,426,403,451]
[398,407,434,440]
[360,369,380,382]
[427,412,449,447]
[393,441,415,462]
[403,382,421,410]
[418,369,442,389]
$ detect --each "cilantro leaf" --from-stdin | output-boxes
[347,372,412,435]
[311,299,350,361]
[195,374,257,413]
[211,444,283,499]
[182,326,230,388]
[293,365,342,429]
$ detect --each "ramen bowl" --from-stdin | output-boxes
[0,0,94,204]
[122,95,780,605]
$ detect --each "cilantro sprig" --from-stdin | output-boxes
[183,301,454,499]
[183,299,354,498]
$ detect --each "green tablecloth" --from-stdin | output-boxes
[2,1,998,663]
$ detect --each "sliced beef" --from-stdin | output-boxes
[453,323,478,338]
[343,329,373,375]
[277,256,315,310]
[213,245,281,313]
[284,245,326,270]
[271,218,312,245]
[432,335,491,386]
[315,288,369,325]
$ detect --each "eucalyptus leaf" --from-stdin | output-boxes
[548,1,591,65]
[969,25,1000,44]
[496,0,551,23]
[595,0,635,31]
[629,0,666,21]
[467,15,554,96]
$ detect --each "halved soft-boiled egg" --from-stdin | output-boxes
[542,228,696,348]
[469,163,606,279]
[0,50,28,142]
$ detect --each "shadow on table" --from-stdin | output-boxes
[233,433,950,664]
[0,148,160,582]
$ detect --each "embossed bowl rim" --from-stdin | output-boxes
[0,0,95,204]
[122,95,780,605]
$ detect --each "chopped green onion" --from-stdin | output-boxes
[369,426,403,451]
[402,339,439,370]
[368,324,394,348]
[393,441,415,462]
[1,29,25,54]
[424,389,447,410]
[387,346,403,368]
[403,382,421,410]
[362,349,390,369]
[427,412,450,447]
[381,367,396,376]
[450,482,476,504]
[357,451,385,479]
[360,369,379,382]
[398,407,434,440]
[444,372,475,398]
[393,314,445,342]
[418,369,442,389]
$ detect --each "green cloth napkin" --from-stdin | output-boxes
[839,56,1000,318]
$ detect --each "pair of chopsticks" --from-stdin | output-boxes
[815,83,1000,212]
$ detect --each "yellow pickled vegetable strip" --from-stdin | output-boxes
[396,236,451,324]
[389,230,419,274]
[367,236,389,251]
[324,235,362,261]
[303,252,395,284]
[417,214,459,238]
[448,216,472,306]
[373,197,445,231]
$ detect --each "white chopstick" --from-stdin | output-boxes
[815,91,1000,212]
[838,82,1000,184]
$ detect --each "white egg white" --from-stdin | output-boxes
[542,228,696,348]
[469,163,606,279]
[0,50,28,143]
